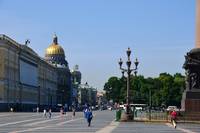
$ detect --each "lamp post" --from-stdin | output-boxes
[118,47,139,121]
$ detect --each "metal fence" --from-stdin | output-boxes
[134,110,200,122]
[134,110,168,121]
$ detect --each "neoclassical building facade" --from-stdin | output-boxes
[0,34,72,111]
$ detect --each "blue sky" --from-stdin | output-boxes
[0,0,196,89]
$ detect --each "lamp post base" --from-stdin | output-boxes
[120,112,134,121]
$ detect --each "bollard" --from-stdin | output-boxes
[115,109,122,121]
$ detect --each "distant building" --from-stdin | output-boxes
[0,34,72,111]
[71,65,81,84]
[97,91,107,106]
[78,82,97,106]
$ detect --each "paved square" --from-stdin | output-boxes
[0,111,199,133]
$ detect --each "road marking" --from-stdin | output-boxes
[0,114,12,117]
[0,113,39,118]
[9,125,51,133]
[9,117,85,133]
[165,123,197,133]
[0,117,44,127]
[95,121,119,133]
[23,115,60,126]
[56,117,84,126]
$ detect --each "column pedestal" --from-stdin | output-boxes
[181,90,200,112]
[120,112,134,121]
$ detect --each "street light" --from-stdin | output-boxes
[118,47,139,121]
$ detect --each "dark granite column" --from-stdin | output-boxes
[181,0,200,112]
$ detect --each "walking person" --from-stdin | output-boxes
[43,109,47,118]
[72,108,75,118]
[10,107,14,112]
[83,108,88,118]
[170,109,177,129]
[49,108,52,118]
[36,107,39,113]
[60,107,64,119]
[85,109,93,127]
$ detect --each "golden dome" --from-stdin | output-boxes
[45,34,65,56]
[45,44,65,55]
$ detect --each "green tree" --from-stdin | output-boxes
[170,73,185,107]
[103,77,122,103]
[158,73,174,106]
[104,73,185,107]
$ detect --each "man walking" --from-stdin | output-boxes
[49,108,52,118]
[85,109,93,127]
[43,109,47,118]
[36,107,39,113]
[72,108,75,118]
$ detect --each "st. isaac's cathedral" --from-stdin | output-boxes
[0,34,81,111]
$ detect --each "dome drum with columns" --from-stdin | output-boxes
[45,34,69,68]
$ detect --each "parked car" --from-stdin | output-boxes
[166,106,178,111]
[119,104,126,110]
[135,107,142,111]
[107,106,113,111]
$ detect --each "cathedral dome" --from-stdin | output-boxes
[45,34,68,68]
[45,44,65,56]
[45,34,65,57]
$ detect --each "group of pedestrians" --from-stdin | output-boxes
[43,108,52,118]
[61,107,76,118]
[37,105,94,127]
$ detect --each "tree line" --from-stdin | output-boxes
[103,73,185,108]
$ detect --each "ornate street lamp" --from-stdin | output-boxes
[118,47,139,121]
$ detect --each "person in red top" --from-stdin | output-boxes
[170,110,177,128]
